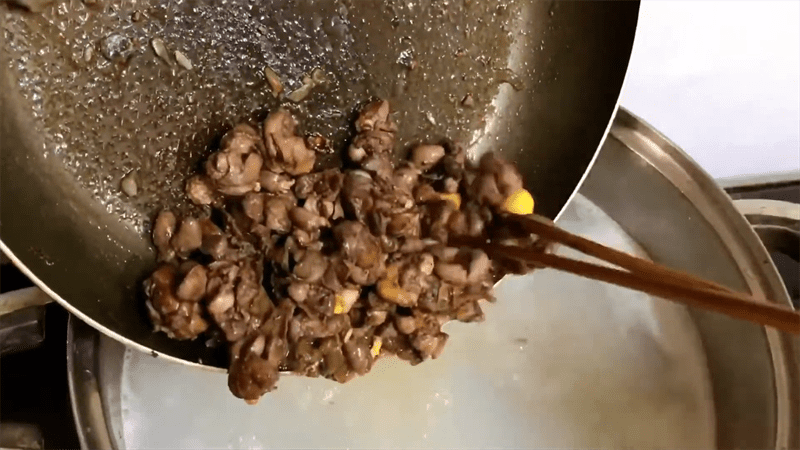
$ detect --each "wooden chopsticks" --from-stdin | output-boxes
[451,214,800,335]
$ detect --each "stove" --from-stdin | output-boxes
[0,265,81,448]
[724,176,799,308]
[1,179,797,449]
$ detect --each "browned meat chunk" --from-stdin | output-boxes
[259,170,295,194]
[228,338,281,403]
[205,124,264,196]
[411,145,445,170]
[348,100,397,169]
[144,264,209,340]
[262,109,316,176]
[185,175,217,206]
[176,264,208,302]
[198,218,229,260]
[171,217,203,257]
[205,259,272,342]
[143,99,541,404]
[152,210,177,261]
[470,152,525,208]
[263,194,295,234]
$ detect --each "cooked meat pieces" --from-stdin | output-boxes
[343,335,373,375]
[294,169,343,201]
[228,300,295,402]
[259,170,294,194]
[144,264,209,340]
[262,109,316,176]
[228,349,280,403]
[185,175,218,206]
[341,170,376,222]
[412,331,449,360]
[411,145,445,170]
[198,218,230,260]
[205,124,264,196]
[228,331,288,402]
[242,192,265,224]
[152,210,177,261]
[348,100,397,168]
[293,249,328,282]
[334,221,385,284]
[289,206,329,232]
[176,264,208,301]
[205,258,272,342]
[262,194,296,234]
[171,217,203,257]
[470,151,525,208]
[143,99,542,403]
[289,313,349,341]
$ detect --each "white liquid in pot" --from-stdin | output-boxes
[119,196,715,449]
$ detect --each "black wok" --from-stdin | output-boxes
[0,0,639,367]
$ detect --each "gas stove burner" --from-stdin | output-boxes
[726,176,799,308]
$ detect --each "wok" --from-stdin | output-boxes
[0,0,639,367]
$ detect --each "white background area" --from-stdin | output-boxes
[620,0,800,181]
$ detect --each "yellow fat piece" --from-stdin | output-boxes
[334,289,360,315]
[376,265,417,306]
[370,337,383,357]
[502,188,534,215]
[333,298,346,315]
[439,193,461,210]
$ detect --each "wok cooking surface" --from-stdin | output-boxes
[0,0,638,366]
[3,0,611,230]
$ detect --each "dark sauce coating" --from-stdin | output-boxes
[144,100,543,404]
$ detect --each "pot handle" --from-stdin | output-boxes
[0,286,52,449]
[0,286,53,355]
[733,199,799,309]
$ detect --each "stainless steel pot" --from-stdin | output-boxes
[66,109,800,449]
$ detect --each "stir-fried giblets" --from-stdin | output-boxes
[144,100,539,404]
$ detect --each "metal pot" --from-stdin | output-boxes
[66,109,800,449]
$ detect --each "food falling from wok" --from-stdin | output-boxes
[144,100,545,404]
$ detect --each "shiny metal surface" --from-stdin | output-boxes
[0,287,52,355]
[734,199,799,261]
[68,109,800,449]
[66,317,115,450]
[581,109,799,449]
[0,0,639,367]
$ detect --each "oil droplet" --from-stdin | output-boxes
[99,34,132,61]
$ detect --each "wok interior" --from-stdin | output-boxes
[0,0,638,365]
